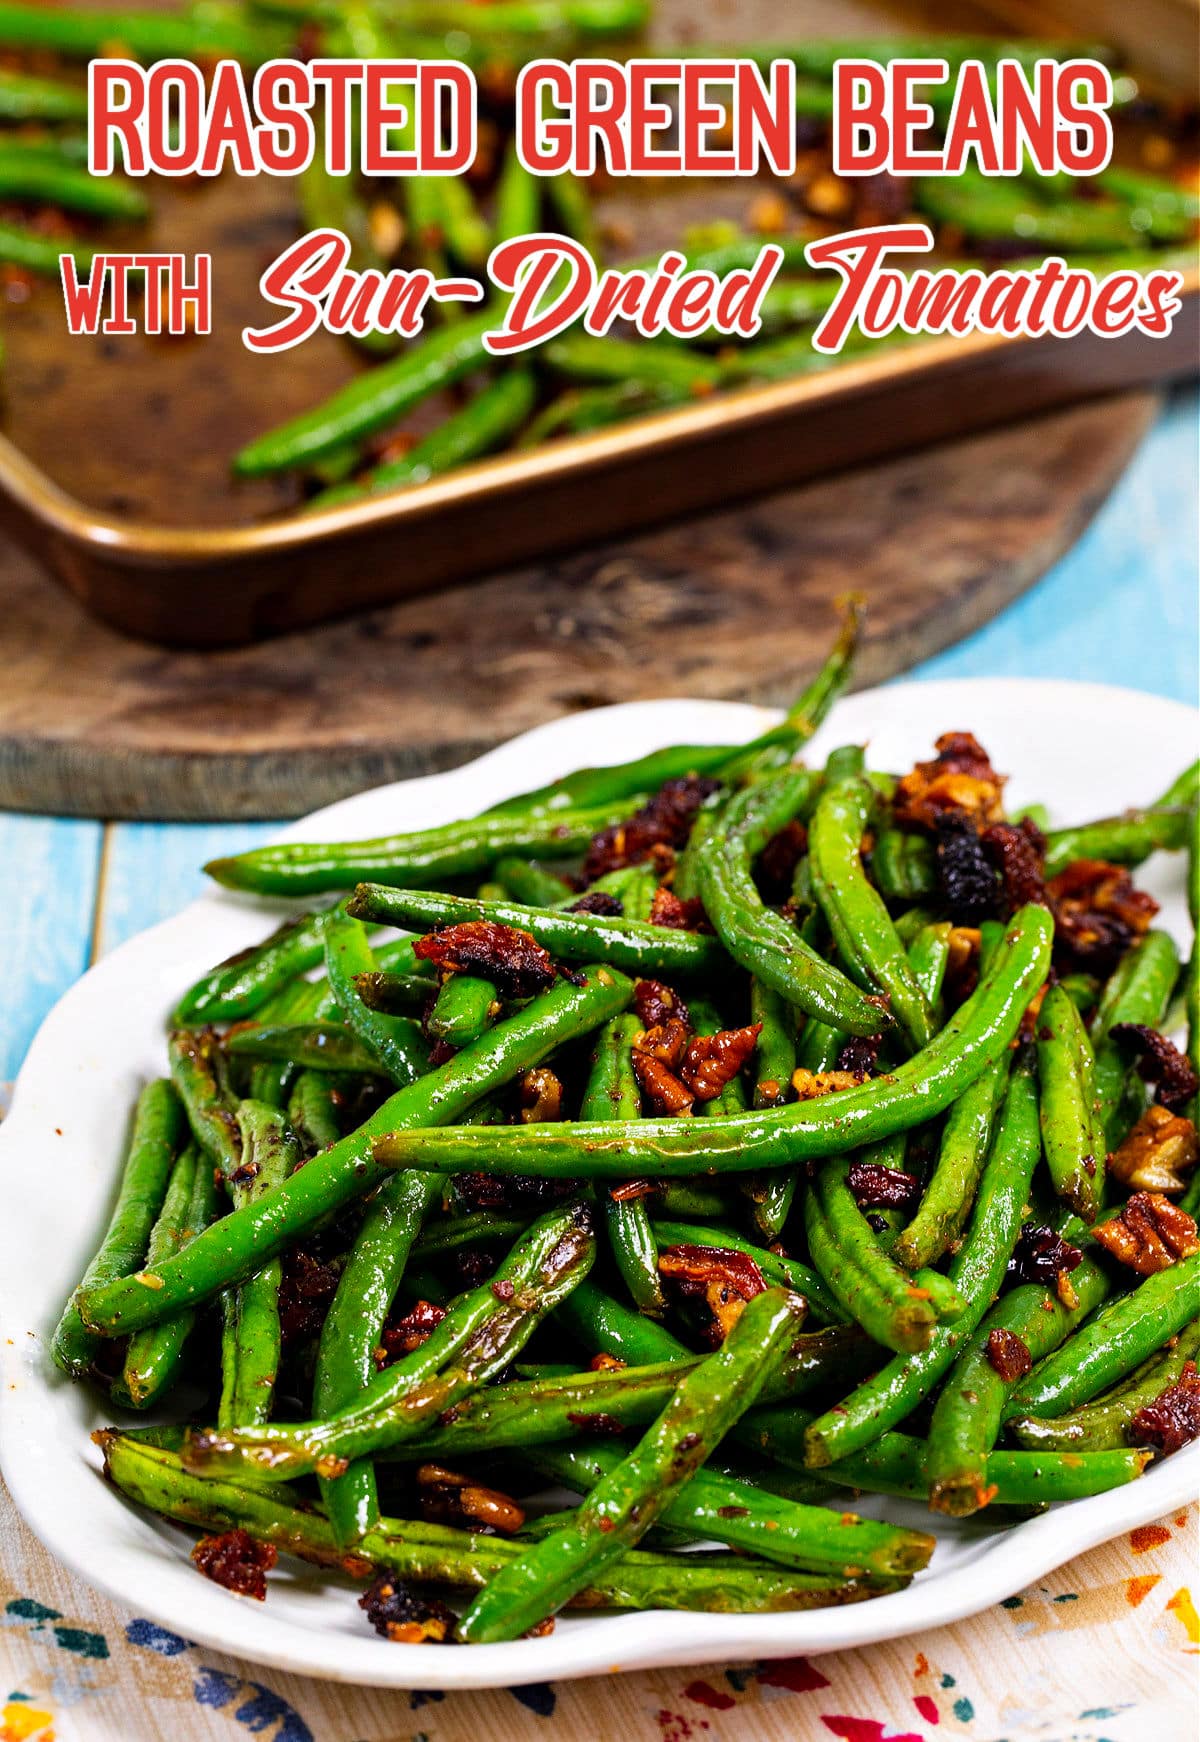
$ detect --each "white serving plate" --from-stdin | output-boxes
[0,678,1196,1690]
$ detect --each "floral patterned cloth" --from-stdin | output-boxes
[0,1478,1193,1742]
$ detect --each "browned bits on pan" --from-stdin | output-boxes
[416,1463,526,1534]
[893,731,1007,831]
[377,1298,447,1366]
[519,1067,564,1123]
[680,1024,761,1102]
[631,1048,694,1116]
[1046,859,1159,976]
[566,891,624,917]
[648,886,708,931]
[1108,1106,1200,1194]
[1130,1361,1200,1455]
[836,1033,884,1080]
[985,1327,1033,1382]
[1008,1224,1084,1288]
[359,1574,456,1643]
[1091,1192,1200,1276]
[981,818,1047,914]
[582,777,720,882]
[413,920,557,999]
[846,1160,920,1212]
[658,1243,766,1345]
[633,979,690,1030]
[790,1068,865,1101]
[1109,1025,1200,1114]
[277,1248,340,1346]
[191,1529,277,1601]
[934,813,999,924]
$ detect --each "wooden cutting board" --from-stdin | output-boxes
[0,390,1156,822]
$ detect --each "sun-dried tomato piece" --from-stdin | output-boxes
[1108,1106,1200,1194]
[1047,860,1159,976]
[648,886,708,931]
[756,820,809,903]
[982,818,1047,914]
[416,1463,526,1534]
[631,1048,694,1116]
[681,1024,762,1102]
[451,1170,575,1212]
[986,1327,1033,1382]
[277,1248,339,1346]
[791,1068,865,1100]
[413,920,556,999]
[359,1575,455,1643]
[378,1299,447,1366]
[893,731,1007,831]
[1091,1192,1200,1276]
[1009,1224,1084,1287]
[1130,1361,1200,1455]
[583,777,721,882]
[847,1160,920,1211]
[567,890,624,916]
[836,1033,884,1080]
[519,1066,564,1123]
[634,1015,691,1069]
[659,1243,766,1345]
[934,813,999,924]
[1109,1024,1200,1114]
[589,1352,626,1372]
[634,978,690,1030]
[192,1529,277,1601]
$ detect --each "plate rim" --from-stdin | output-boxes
[1,675,1197,1690]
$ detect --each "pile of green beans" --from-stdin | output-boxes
[57,621,1200,1641]
[0,9,1193,490]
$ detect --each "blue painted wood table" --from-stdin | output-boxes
[0,389,1196,1742]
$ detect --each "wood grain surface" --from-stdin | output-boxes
[0,389,1157,821]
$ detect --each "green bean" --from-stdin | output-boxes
[187,1201,596,1479]
[810,775,935,1050]
[373,904,1052,1180]
[286,1069,345,1152]
[556,1279,690,1367]
[804,1055,1043,1467]
[697,773,886,1035]
[455,1286,803,1641]
[544,334,723,395]
[519,381,691,444]
[805,1169,941,1354]
[744,979,799,1238]
[204,798,636,895]
[379,0,650,36]
[1185,807,1200,1158]
[924,1255,1112,1515]
[649,1220,840,1326]
[914,167,1156,252]
[323,910,428,1085]
[79,968,631,1337]
[892,1055,1008,1271]
[584,1014,664,1316]
[819,1154,967,1333]
[227,1022,385,1076]
[102,1432,888,1615]
[1005,1253,1200,1420]
[1037,983,1104,1222]
[427,973,498,1046]
[52,1080,185,1378]
[870,830,936,903]
[311,370,538,509]
[818,1432,1151,1507]
[107,1144,198,1408]
[413,1210,530,1257]
[1091,929,1180,1145]
[0,0,283,60]
[217,1102,302,1429]
[1043,807,1193,878]
[0,67,88,121]
[0,218,94,276]
[348,884,726,978]
[315,1168,439,1543]
[493,856,574,906]
[233,311,495,476]
[528,1440,934,1579]
[1010,1319,1200,1452]
[493,136,540,244]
